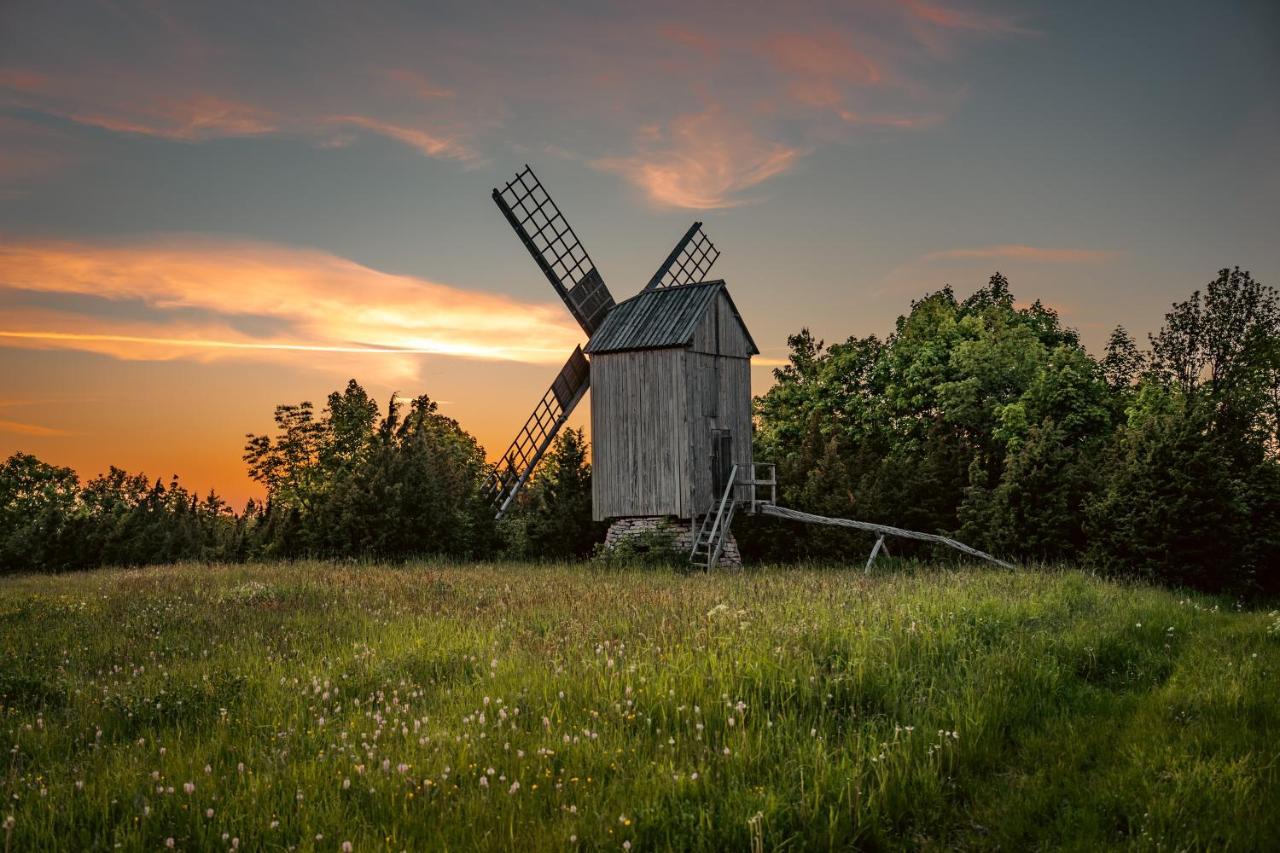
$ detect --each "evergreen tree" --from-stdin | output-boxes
[517,428,603,560]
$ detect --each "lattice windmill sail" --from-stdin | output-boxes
[643,221,720,291]
[485,165,720,519]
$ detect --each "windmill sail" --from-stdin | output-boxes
[485,346,591,519]
[643,222,720,291]
[493,166,615,335]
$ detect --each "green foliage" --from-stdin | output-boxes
[751,272,1115,566]
[503,428,604,560]
[243,381,495,560]
[751,267,1280,594]
[0,562,1276,850]
[0,379,498,572]
[0,453,241,573]
[0,453,82,572]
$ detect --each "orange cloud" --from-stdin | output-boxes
[0,419,75,437]
[898,0,1034,35]
[0,1,1033,199]
[68,95,278,140]
[0,238,583,381]
[761,33,882,86]
[380,69,455,101]
[1,69,278,140]
[325,115,477,162]
[0,67,477,162]
[594,107,804,209]
[918,245,1118,264]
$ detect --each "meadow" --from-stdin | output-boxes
[0,562,1276,851]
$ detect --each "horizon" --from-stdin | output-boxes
[2,0,1278,508]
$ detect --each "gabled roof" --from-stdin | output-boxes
[584,280,758,355]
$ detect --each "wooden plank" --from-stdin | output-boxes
[590,349,687,520]
[759,505,1014,568]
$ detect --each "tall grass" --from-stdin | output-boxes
[0,562,1275,850]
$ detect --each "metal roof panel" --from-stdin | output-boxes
[584,280,758,355]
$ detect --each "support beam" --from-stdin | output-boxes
[864,535,886,572]
[759,504,1014,569]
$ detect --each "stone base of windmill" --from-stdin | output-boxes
[602,516,742,568]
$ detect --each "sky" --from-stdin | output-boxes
[1,0,1278,508]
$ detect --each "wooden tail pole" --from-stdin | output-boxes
[760,504,1014,569]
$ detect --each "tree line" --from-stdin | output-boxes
[1,267,1276,594]
[744,266,1279,594]
[0,384,600,573]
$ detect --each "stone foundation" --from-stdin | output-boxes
[602,516,742,568]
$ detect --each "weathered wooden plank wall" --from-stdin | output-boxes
[684,352,752,512]
[690,292,754,358]
[590,349,689,520]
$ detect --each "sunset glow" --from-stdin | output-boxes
[0,239,582,375]
[1,0,1276,507]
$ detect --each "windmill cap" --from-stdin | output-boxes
[584,280,758,355]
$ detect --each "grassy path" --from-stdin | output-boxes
[0,563,1276,850]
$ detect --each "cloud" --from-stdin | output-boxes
[0,238,584,381]
[71,95,278,140]
[0,70,278,140]
[0,1,1034,202]
[585,6,1023,207]
[594,107,804,209]
[898,0,1035,35]
[760,32,883,88]
[917,245,1119,264]
[379,69,455,101]
[0,419,75,437]
[324,115,477,162]
[0,66,477,162]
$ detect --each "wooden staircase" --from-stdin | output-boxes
[690,462,776,571]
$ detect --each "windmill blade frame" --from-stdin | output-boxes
[493,165,615,335]
[485,345,591,520]
[644,222,720,291]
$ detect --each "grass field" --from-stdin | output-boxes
[0,562,1276,851]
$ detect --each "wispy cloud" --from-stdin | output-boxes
[0,238,583,380]
[0,66,479,161]
[324,115,477,162]
[917,245,1119,264]
[594,107,804,209]
[0,1,1034,202]
[71,96,278,140]
[898,0,1036,35]
[0,70,278,140]
[379,69,455,101]
[0,419,75,438]
[759,31,884,94]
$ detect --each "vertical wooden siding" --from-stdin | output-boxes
[685,353,752,513]
[690,292,754,359]
[590,349,689,520]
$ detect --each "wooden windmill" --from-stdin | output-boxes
[483,165,1016,572]
[484,166,773,567]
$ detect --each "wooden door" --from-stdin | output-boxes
[711,429,733,499]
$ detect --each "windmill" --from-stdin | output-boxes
[482,165,1008,573]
